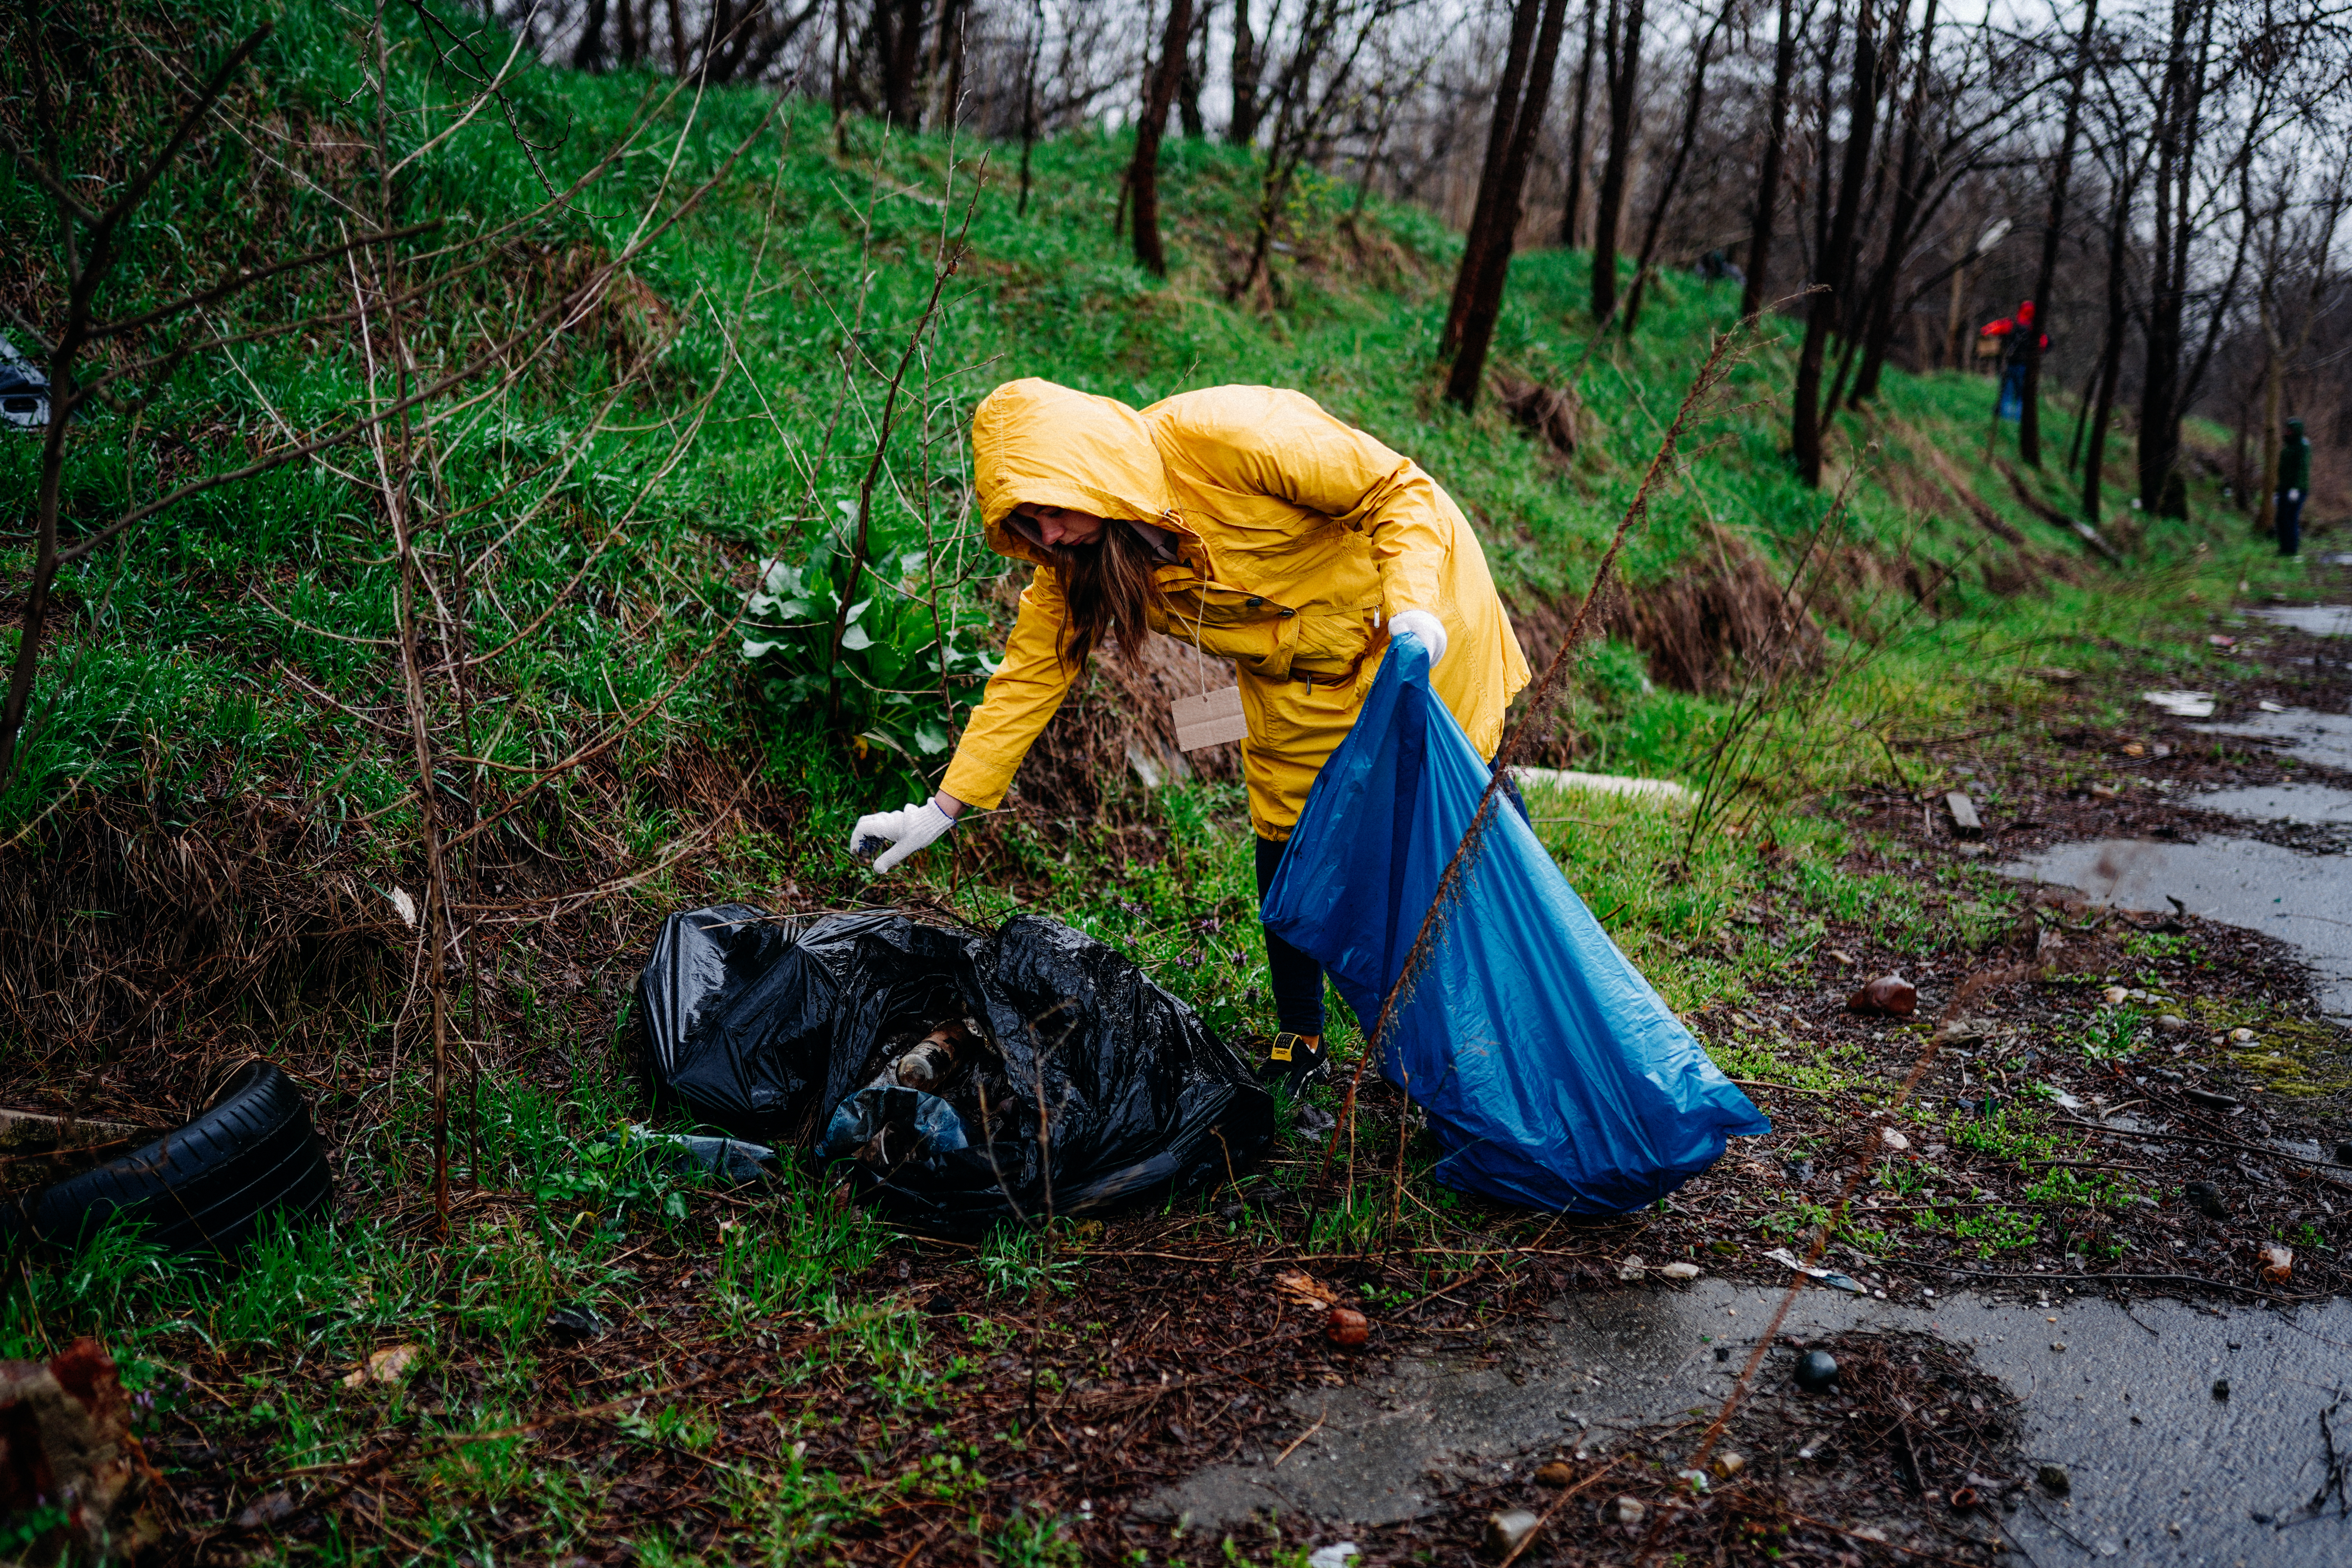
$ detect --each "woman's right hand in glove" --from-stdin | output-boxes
[849,793,962,873]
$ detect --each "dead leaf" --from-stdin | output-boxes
[341,1343,421,1389]
[1274,1270,1338,1310]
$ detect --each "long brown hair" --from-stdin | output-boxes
[1049,520,1168,671]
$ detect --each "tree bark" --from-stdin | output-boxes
[1620,0,1730,334]
[1739,0,1801,320]
[1561,0,1597,247]
[2082,135,2137,529]
[1178,0,1210,137]
[1589,0,1646,322]
[1131,0,1195,276]
[573,0,611,69]
[1842,0,1936,407]
[2136,0,2211,517]
[1446,0,1573,409]
[1229,0,1261,145]
[1791,0,1878,488]
[2020,0,2098,466]
[876,0,927,128]
[1443,0,1545,355]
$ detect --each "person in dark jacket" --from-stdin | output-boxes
[2278,417,2312,556]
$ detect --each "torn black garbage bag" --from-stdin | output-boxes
[636,906,1274,1231]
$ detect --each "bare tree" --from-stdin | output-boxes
[1739,0,1808,319]
[1131,0,1198,275]
[2018,0,2098,467]
[1589,0,1647,321]
[1789,0,1878,486]
[1443,0,1572,410]
[1621,0,1735,334]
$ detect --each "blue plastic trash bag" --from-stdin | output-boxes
[1261,633,1769,1212]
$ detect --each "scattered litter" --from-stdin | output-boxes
[1483,1509,1541,1556]
[1711,1451,1748,1479]
[2228,1027,2257,1043]
[2183,1088,2239,1111]
[1950,1485,1982,1511]
[1945,791,1983,837]
[1846,973,1918,1017]
[1599,1495,1646,1524]
[2038,1463,2071,1495]
[2212,1377,2231,1401]
[2259,1245,2293,1284]
[1878,1129,1911,1152]
[2142,690,2216,719]
[2208,635,2236,649]
[2047,1088,2085,1110]
[1657,1261,1702,1282]
[544,1304,608,1339]
[384,885,418,927]
[1793,1348,1840,1391]
[1510,767,1695,805]
[342,1344,420,1388]
[1827,947,1857,965]
[2156,1013,2189,1032]
[2051,1342,2067,1353]
[2102,985,2130,1005]
[2259,700,2287,713]
[1535,1460,1576,1486]
[1766,1248,1868,1295]
[1307,1547,1361,1568]
[1326,1307,1370,1347]
[611,1125,777,1185]
[1617,1255,1648,1281]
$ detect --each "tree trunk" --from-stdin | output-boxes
[1621,0,1731,334]
[1229,0,1261,145]
[2020,0,2098,466]
[2083,140,2136,529]
[1017,0,1041,214]
[1589,0,1646,322]
[1791,0,1878,488]
[1131,0,1195,276]
[1443,0,1545,355]
[1178,0,1210,137]
[1561,0,1597,247]
[2137,0,2210,517]
[2256,300,2282,538]
[1446,0,1573,410]
[876,0,927,128]
[1739,0,1800,320]
[574,0,611,69]
[1844,0,1938,407]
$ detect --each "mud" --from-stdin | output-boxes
[1154,1279,2352,1565]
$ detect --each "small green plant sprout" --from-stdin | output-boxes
[977,1224,1082,1298]
[986,1505,1081,1568]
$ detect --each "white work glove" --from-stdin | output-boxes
[1388,607,1448,667]
[849,798,956,873]
[2287,489,2302,503]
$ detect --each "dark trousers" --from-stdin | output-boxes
[1253,772,1532,1040]
[2278,490,2304,556]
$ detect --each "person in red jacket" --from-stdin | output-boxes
[1980,301,2048,423]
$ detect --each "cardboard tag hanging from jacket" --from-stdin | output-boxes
[1172,684,1246,751]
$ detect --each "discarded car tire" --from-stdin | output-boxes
[13,1063,332,1256]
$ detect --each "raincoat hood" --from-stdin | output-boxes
[971,379,1177,568]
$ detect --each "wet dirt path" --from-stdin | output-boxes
[1152,1278,2352,1564]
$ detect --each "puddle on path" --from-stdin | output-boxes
[2253,605,2352,637]
[2188,708,2352,773]
[2197,782,2352,825]
[2001,837,2352,1016]
[1151,1280,2352,1565]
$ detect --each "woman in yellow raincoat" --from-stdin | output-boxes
[853,378,1530,1092]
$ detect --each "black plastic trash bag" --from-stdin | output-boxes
[636,906,1273,1232]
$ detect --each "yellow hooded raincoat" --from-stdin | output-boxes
[942,379,1531,840]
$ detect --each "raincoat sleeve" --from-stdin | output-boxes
[940,565,1074,809]
[1188,392,1450,615]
